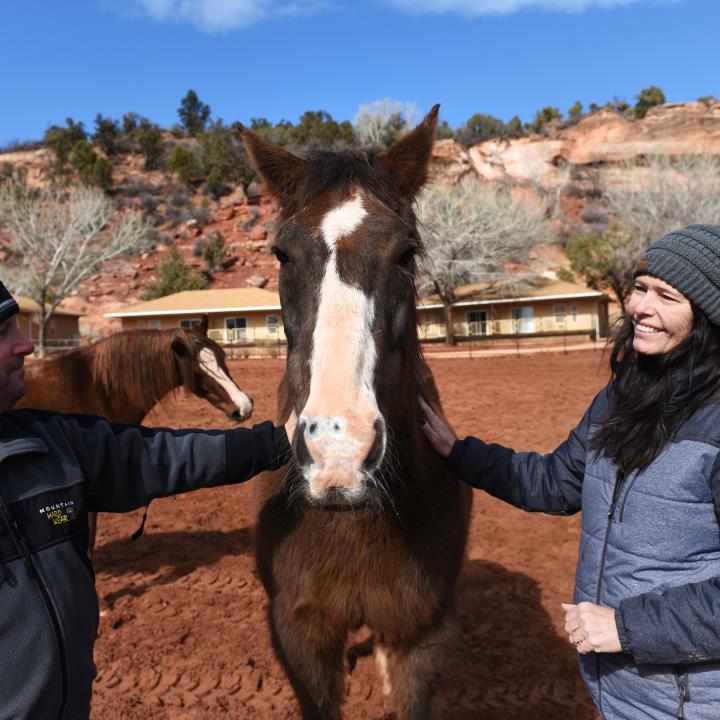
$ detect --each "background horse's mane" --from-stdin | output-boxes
[90,329,197,408]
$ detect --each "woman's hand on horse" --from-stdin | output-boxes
[562,602,622,654]
[419,397,457,459]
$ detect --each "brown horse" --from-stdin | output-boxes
[241,106,472,719]
[17,315,253,549]
[18,315,253,424]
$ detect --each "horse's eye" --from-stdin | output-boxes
[272,247,291,265]
[396,246,417,267]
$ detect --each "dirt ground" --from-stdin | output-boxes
[90,349,609,720]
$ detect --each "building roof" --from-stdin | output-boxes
[104,278,609,319]
[17,295,83,317]
[105,288,282,318]
[418,277,609,309]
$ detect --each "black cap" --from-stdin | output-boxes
[0,282,20,324]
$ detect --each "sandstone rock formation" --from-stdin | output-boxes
[450,101,720,191]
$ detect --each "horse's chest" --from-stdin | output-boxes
[271,514,439,633]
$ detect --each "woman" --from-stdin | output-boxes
[421,224,720,720]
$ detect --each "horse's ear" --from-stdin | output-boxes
[379,104,439,200]
[170,329,192,358]
[237,125,307,207]
[198,314,209,336]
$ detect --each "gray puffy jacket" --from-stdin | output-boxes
[0,409,289,720]
[449,382,720,719]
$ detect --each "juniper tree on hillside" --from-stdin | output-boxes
[178,89,211,136]
[634,86,666,119]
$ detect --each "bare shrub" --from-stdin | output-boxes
[0,181,150,354]
[416,176,548,343]
[353,98,417,148]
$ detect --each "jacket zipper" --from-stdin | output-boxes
[673,666,690,719]
[594,469,626,715]
[618,472,640,523]
[0,496,69,719]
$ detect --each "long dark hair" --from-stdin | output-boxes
[591,308,720,474]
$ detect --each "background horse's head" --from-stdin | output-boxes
[170,315,254,422]
[241,106,438,504]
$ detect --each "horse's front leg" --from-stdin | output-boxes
[377,619,454,720]
[269,596,346,720]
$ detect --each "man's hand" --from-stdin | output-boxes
[562,602,622,654]
[419,397,457,459]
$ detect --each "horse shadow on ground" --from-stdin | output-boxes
[436,558,597,720]
[92,526,253,609]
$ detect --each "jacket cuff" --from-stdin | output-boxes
[273,425,293,468]
[224,420,291,484]
[447,438,465,474]
[448,436,492,489]
[615,606,634,655]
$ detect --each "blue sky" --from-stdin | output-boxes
[2,0,718,146]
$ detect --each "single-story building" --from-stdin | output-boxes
[104,278,610,349]
[417,277,611,342]
[105,288,286,346]
[17,295,82,347]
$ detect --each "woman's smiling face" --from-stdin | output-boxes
[627,274,694,356]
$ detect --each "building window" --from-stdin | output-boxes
[179,318,201,329]
[137,320,145,329]
[266,315,279,334]
[466,310,488,336]
[554,303,567,326]
[511,307,534,333]
[147,320,161,330]
[225,317,247,341]
[570,302,579,321]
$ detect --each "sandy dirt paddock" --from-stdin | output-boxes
[90,350,609,719]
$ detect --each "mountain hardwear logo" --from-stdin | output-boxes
[39,500,77,526]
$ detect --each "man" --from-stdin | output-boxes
[0,282,292,720]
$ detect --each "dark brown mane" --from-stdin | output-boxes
[91,329,194,408]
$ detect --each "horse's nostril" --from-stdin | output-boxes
[295,420,314,466]
[309,422,318,435]
[362,417,386,471]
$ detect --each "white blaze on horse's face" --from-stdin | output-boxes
[197,347,253,421]
[298,193,387,500]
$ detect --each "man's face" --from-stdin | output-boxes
[0,316,35,412]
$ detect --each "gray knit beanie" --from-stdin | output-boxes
[0,282,19,325]
[634,224,720,326]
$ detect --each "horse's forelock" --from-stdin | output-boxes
[282,150,412,224]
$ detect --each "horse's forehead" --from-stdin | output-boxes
[304,190,398,253]
[320,194,367,249]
